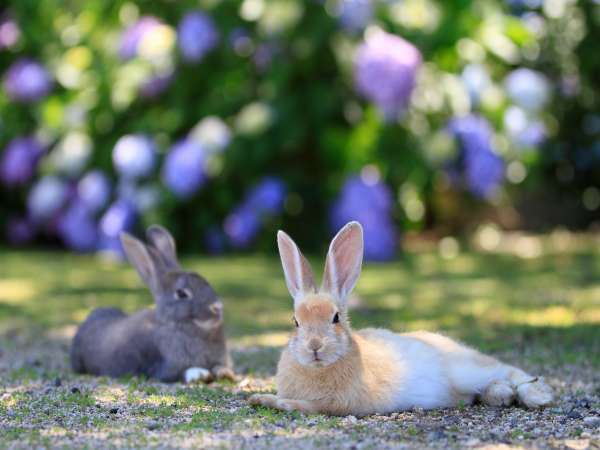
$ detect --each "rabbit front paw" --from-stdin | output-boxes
[184,367,213,384]
[249,393,279,408]
[212,366,236,381]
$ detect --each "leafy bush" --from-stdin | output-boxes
[0,0,598,259]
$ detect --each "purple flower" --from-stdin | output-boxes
[162,139,206,198]
[224,206,260,249]
[113,134,156,179]
[229,28,252,55]
[119,16,162,60]
[58,202,98,252]
[5,216,36,245]
[0,137,44,187]
[504,107,546,148]
[330,176,398,261]
[204,225,227,254]
[253,44,276,71]
[223,177,287,249]
[177,12,219,63]
[140,71,173,98]
[98,200,137,255]
[0,18,20,49]
[354,31,422,120]
[245,177,287,215]
[448,115,505,198]
[27,176,69,221]
[338,0,373,32]
[3,58,52,103]
[77,171,111,213]
[504,68,550,112]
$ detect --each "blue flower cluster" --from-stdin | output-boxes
[448,115,505,199]
[354,30,422,120]
[224,177,287,249]
[178,12,219,63]
[330,175,398,261]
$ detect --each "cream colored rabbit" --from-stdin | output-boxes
[249,221,553,416]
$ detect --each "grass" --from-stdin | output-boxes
[0,232,599,449]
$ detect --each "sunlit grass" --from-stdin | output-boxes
[0,233,598,366]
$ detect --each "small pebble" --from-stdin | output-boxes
[583,416,600,426]
[145,421,159,430]
[70,387,80,394]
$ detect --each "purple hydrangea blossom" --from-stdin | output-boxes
[113,134,157,179]
[0,18,20,49]
[119,16,162,60]
[97,200,137,255]
[330,176,398,261]
[354,31,422,120]
[224,206,261,249]
[5,216,36,245]
[77,171,111,213]
[115,180,160,212]
[229,27,252,55]
[3,58,52,103]
[162,139,206,199]
[504,106,546,148]
[204,225,227,254]
[253,44,276,72]
[448,115,505,198]
[245,177,287,215]
[140,71,173,98]
[58,202,98,252]
[177,12,219,63]
[0,137,44,187]
[224,177,287,249]
[504,68,551,112]
[338,0,373,32]
[27,176,69,221]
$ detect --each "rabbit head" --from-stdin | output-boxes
[277,221,363,368]
[120,225,223,324]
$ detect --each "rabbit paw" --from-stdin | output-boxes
[184,367,213,384]
[517,377,553,408]
[212,366,236,381]
[248,393,279,408]
[482,380,515,406]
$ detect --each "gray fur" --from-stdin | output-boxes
[70,226,233,382]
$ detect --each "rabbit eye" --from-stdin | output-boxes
[332,312,340,324]
[293,317,299,327]
[174,288,192,300]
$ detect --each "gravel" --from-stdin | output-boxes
[1,335,599,450]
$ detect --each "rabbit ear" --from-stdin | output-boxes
[277,230,316,305]
[146,225,179,269]
[321,221,363,305]
[120,232,159,289]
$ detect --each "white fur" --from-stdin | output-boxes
[252,221,553,416]
[184,367,211,383]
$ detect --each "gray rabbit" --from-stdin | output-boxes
[70,225,234,383]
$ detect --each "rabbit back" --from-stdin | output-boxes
[71,307,125,373]
[71,308,161,378]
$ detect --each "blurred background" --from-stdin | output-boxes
[0,0,598,260]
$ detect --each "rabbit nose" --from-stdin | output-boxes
[209,302,222,316]
[308,338,323,352]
